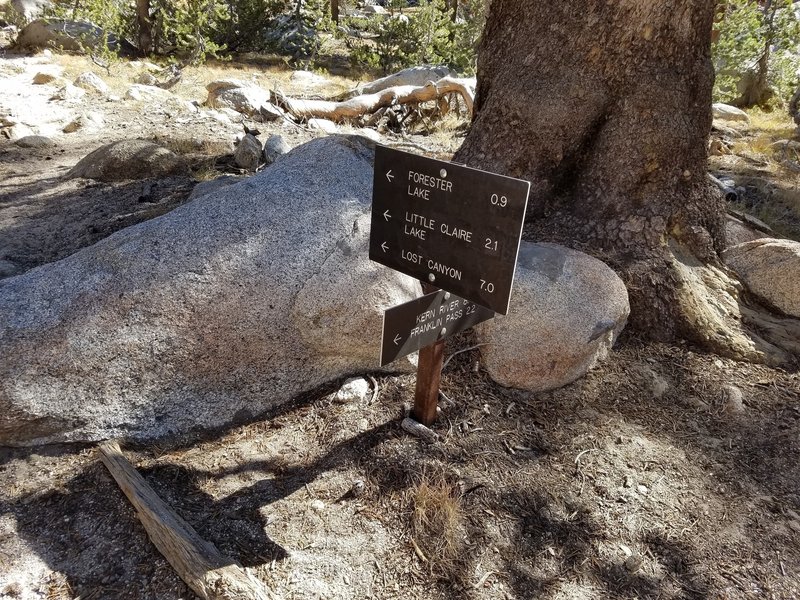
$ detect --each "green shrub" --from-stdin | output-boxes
[344,0,488,75]
[152,0,229,63]
[713,0,800,106]
[264,0,330,61]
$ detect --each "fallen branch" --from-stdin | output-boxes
[401,417,440,443]
[276,77,474,123]
[99,441,276,600]
[442,343,489,371]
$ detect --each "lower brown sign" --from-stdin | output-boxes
[380,289,494,367]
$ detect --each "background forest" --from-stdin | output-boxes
[2,0,799,110]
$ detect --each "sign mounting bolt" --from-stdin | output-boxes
[428,273,435,283]
[444,292,450,300]
[440,168,447,178]
[440,327,447,336]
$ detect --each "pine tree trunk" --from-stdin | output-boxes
[455,0,795,363]
[136,0,152,56]
[331,0,339,24]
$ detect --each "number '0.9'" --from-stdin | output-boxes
[490,193,508,208]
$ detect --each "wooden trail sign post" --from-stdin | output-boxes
[370,145,530,426]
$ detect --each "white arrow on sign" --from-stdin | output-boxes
[383,210,391,221]
[381,242,389,252]
[385,170,394,182]
[393,334,402,345]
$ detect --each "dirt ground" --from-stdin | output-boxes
[1,49,800,600]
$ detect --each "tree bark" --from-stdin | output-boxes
[455,0,795,363]
[790,85,800,130]
[135,0,152,56]
[331,0,339,24]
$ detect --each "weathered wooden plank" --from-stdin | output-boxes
[99,441,276,600]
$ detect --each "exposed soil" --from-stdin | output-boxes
[1,50,800,600]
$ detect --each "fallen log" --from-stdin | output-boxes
[99,441,276,600]
[276,76,474,123]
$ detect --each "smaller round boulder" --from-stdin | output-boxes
[476,242,629,392]
[14,135,54,148]
[712,103,750,124]
[66,139,185,182]
[205,80,270,116]
[74,71,110,95]
[263,134,290,165]
[234,133,262,172]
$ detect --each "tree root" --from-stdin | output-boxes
[740,306,800,356]
[669,237,798,366]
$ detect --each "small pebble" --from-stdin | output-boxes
[722,384,745,415]
[335,377,370,404]
[625,554,642,573]
[350,480,365,498]
[311,499,325,512]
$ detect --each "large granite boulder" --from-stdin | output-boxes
[14,19,117,52]
[0,136,419,446]
[723,238,800,318]
[188,175,246,201]
[476,243,629,392]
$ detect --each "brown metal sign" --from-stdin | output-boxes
[380,289,494,367]
[370,145,530,314]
